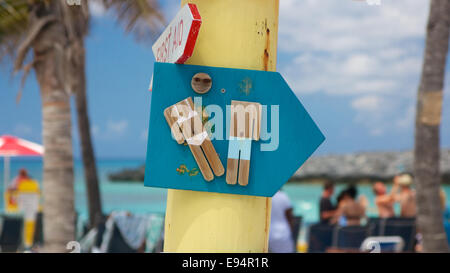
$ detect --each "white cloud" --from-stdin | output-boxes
[283,52,407,96]
[350,95,395,137]
[107,120,128,135]
[351,95,381,111]
[279,0,427,54]
[341,54,377,76]
[350,94,418,137]
[89,121,129,140]
[278,0,430,136]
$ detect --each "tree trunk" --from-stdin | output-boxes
[61,0,103,229]
[72,40,103,229]
[31,2,76,252]
[414,0,450,253]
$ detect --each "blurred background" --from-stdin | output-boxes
[0,0,449,253]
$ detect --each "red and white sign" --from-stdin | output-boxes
[152,3,202,64]
[149,3,202,91]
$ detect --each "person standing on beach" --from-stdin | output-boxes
[397,174,416,218]
[7,168,32,207]
[319,181,336,224]
[8,168,31,190]
[269,190,295,253]
[333,185,367,226]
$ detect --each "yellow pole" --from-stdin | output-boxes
[163,0,279,253]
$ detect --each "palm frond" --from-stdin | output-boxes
[101,0,165,42]
[0,0,29,35]
[0,0,30,62]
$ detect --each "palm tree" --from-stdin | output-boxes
[0,0,163,252]
[63,1,104,230]
[414,0,450,253]
[66,0,163,229]
[3,0,77,252]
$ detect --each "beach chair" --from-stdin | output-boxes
[334,225,373,250]
[307,223,335,253]
[79,228,99,253]
[385,217,415,224]
[77,215,109,253]
[360,236,404,253]
[383,218,416,252]
[0,214,24,253]
[367,217,384,236]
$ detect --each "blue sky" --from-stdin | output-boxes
[1,0,449,159]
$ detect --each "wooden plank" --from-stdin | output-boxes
[188,144,214,181]
[201,140,224,176]
[226,158,238,185]
[175,99,214,182]
[163,107,185,145]
[185,97,225,177]
[164,0,279,252]
[238,159,250,186]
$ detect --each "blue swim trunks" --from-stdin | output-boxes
[227,137,252,160]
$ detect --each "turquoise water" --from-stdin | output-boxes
[2,158,450,225]
[0,158,167,222]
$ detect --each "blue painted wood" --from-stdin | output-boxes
[144,63,325,197]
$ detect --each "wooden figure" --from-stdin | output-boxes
[226,100,262,186]
[164,97,224,181]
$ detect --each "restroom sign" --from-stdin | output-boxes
[144,63,325,197]
[152,3,202,64]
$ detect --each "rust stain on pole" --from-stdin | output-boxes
[263,19,271,71]
[264,197,271,252]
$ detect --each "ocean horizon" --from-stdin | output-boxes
[2,157,450,227]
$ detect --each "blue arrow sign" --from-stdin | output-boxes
[144,63,325,197]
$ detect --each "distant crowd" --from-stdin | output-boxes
[268,174,450,253]
[318,174,450,252]
[319,174,421,225]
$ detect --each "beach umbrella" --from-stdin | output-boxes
[0,135,44,209]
